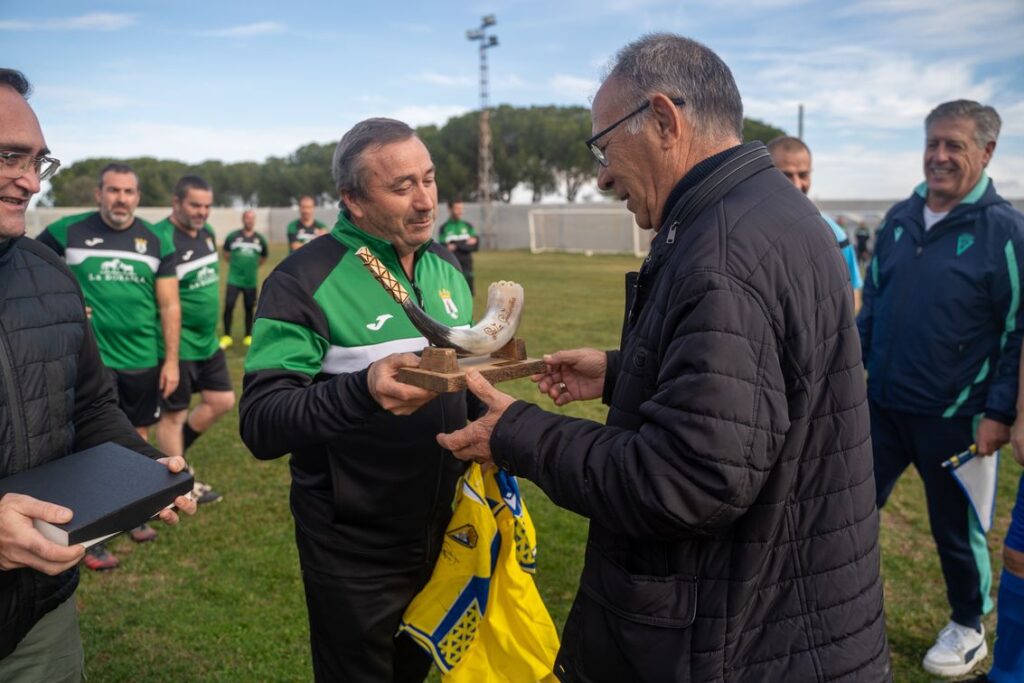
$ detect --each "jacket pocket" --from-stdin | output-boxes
[580,543,697,628]
[561,546,697,682]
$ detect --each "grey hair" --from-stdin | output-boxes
[604,33,743,143]
[926,100,1001,148]
[331,118,417,200]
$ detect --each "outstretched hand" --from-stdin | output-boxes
[532,348,607,407]
[437,371,514,466]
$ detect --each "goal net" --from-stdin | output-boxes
[528,208,649,258]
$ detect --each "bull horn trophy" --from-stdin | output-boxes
[355,247,545,392]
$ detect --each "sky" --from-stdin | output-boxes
[4,0,1023,201]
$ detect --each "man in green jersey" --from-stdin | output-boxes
[37,162,182,567]
[153,176,235,505]
[240,118,475,682]
[287,195,326,252]
[437,199,478,294]
[220,209,268,349]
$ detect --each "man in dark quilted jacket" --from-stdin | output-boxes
[0,69,196,682]
[439,33,891,681]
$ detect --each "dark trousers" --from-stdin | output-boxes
[870,400,990,625]
[223,285,257,337]
[295,527,434,683]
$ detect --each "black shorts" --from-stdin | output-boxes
[108,366,162,427]
[161,349,233,412]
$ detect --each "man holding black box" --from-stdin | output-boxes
[0,69,196,682]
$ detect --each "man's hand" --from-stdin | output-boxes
[437,371,514,466]
[977,417,1011,456]
[532,348,607,407]
[368,353,438,415]
[0,493,85,575]
[1011,416,1024,467]
[154,456,197,524]
[159,359,179,398]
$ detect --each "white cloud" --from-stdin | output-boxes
[548,74,598,100]
[419,72,475,87]
[839,1,1024,60]
[200,21,286,38]
[740,47,1002,134]
[0,12,136,31]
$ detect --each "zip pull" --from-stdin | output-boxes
[666,220,680,244]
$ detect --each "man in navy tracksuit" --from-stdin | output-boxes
[859,99,1024,678]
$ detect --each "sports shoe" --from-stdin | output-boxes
[129,523,157,543]
[243,335,252,347]
[219,335,233,350]
[191,480,223,505]
[83,544,119,571]
[923,621,987,677]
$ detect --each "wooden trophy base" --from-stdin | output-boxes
[397,339,546,393]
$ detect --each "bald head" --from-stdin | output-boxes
[768,135,812,195]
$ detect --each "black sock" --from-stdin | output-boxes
[183,422,203,451]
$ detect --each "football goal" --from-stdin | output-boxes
[528,207,649,258]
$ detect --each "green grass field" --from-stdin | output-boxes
[75,247,1019,681]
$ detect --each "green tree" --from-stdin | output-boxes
[743,117,787,144]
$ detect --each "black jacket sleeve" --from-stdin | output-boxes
[238,269,382,460]
[492,272,789,539]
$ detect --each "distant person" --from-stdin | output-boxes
[287,195,326,252]
[0,67,195,682]
[859,99,1024,678]
[153,175,235,505]
[768,135,864,312]
[240,118,476,682]
[221,209,268,349]
[438,33,890,681]
[438,199,479,294]
[856,220,872,265]
[37,162,181,569]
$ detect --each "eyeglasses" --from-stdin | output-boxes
[0,150,61,181]
[585,96,686,167]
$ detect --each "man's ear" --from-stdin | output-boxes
[982,140,996,168]
[341,191,362,220]
[649,92,686,148]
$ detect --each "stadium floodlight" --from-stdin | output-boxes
[466,15,499,247]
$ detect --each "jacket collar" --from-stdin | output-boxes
[331,211,432,271]
[913,170,991,207]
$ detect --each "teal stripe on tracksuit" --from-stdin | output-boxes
[944,240,1021,417]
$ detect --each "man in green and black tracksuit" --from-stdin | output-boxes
[437,199,478,294]
[287,195,326,252]
[221,209,268,348]
[37,165,180,436]
[152,176,235,505]
[37,162,182,568]
[240,119,475,683]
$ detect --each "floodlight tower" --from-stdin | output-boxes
[467,14,498,247]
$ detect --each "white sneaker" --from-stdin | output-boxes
[922,621,987,677]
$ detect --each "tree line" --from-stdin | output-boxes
[44,106,785,207]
